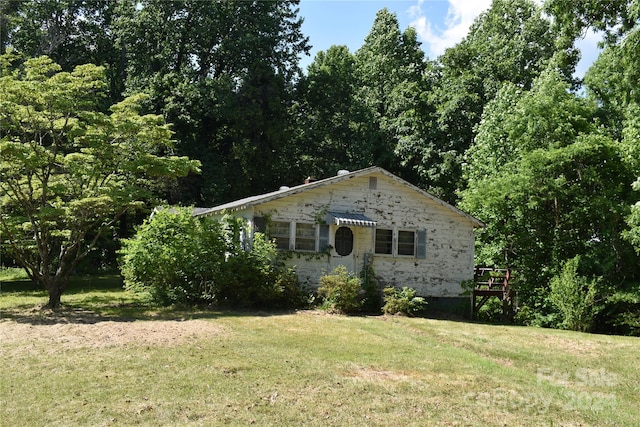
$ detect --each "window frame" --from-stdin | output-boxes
[374,228,393,255]
[397,230,416,257]
[260,218,329,253]
[374,227,424,258]
[295,222,316,252]
[269,220,291,250]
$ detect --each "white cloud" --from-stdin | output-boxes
[409,0,492,57]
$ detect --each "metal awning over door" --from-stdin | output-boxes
[326,211,377,227]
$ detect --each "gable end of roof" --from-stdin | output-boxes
[194,166,484,228]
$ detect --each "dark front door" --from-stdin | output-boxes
[334,226,354,256]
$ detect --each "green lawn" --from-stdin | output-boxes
[1,278,638,426]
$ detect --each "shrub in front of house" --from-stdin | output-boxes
[382,286,426,316]
[215,232,304,309]
[119,208,303,308]
[317,265,363,314]
[119,207,224,306]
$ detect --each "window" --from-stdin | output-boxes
[334,227,353,256]
[375,229,393,254]
[375,228,422,257]
[398,230,415,256]
[270,221,290,250]
[295,223,316,251]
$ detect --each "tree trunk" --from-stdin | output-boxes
[41,276,67,309]
[45,281,63,309]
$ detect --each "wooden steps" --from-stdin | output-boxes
[471,267,516,320]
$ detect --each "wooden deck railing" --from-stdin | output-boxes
[471,267,516,320]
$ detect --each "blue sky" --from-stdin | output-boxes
[297,0,601,78]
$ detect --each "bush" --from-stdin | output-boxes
[119,208,303,308]
[318,265,363,314]
[215,232,304,309]
[548,256,598,332]
[119,207,224,306]
[593,287,640,336]
[382,287,426,316]
[514,304,561,328]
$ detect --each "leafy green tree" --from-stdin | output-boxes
[582,14,640,250]
[544,0,638,46]
[354,9,430,180]
[465,70,594,184]
[0,0,20,54]
[585,40,640,168]
[543,0,640,334]
[624,178,640,252]
[297,9,436,188]
[587,45,640,261]
[461,69,638,312]
[115,0,310,204]
[431,0,562,200]
[563,1,640,281]
[0,55,199,308]
[295,45,374,177]
[3,0,124,100]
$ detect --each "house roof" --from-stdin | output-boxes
[195,166,485,228]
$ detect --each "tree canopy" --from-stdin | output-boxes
[0,54,199,307]
[114,0,310,204]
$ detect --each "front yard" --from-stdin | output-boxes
[1,279,638,426]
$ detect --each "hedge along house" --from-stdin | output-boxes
[195,167,484,303]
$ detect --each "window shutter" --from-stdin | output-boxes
[319,224,330,250]
[416,229,427,259]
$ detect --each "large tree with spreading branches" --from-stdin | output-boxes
[0,54,199,307]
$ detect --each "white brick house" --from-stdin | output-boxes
[195,167,483,299]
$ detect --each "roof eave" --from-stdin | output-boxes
[194,166,485,228]
[194,167,383,217]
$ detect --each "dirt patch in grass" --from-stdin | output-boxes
[0,318,225,350]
